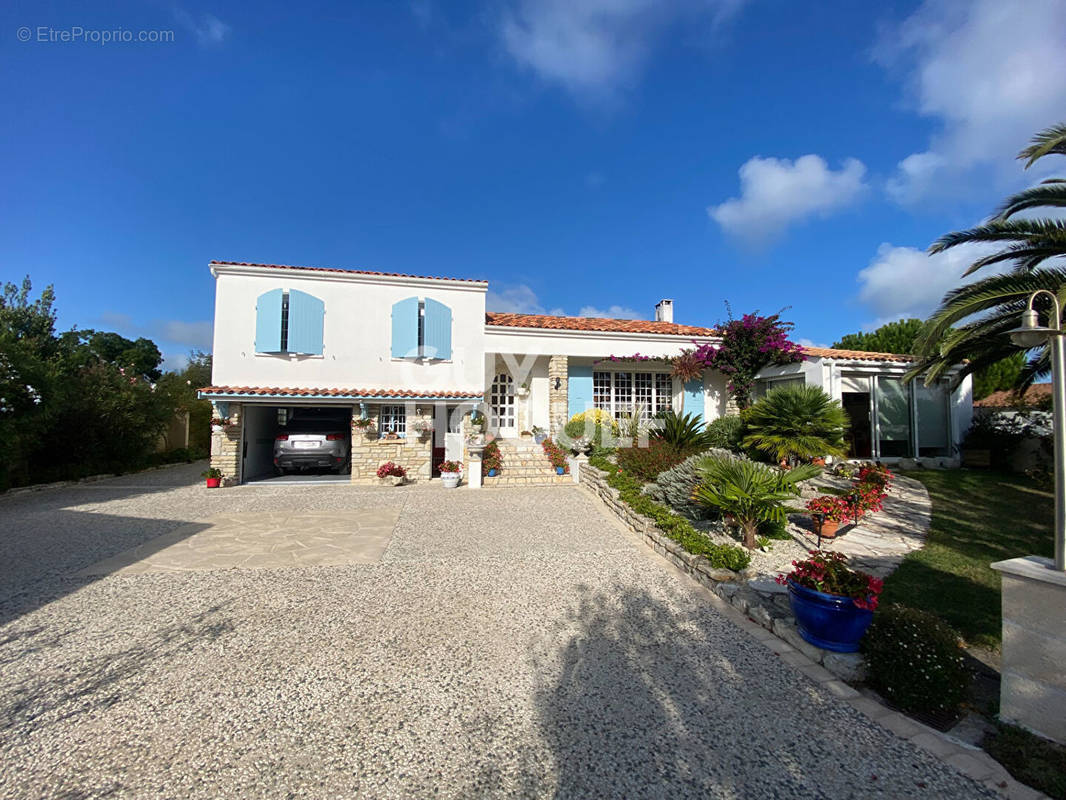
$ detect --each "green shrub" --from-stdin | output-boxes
[757,518,791,540]
[742,384,848,464]
[862,604,971,716]
[693,456,820,548]
[644,448,747,520]
[563,415,616,452]
[653,409,713,452]
[590,454,750,571]
[615,440,687,482]
[706,415,746,452]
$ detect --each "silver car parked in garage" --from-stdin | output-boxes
[273,420,350,475]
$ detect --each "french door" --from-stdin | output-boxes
[489,373,517,437]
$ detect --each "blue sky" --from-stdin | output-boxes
[3,0,1065,367]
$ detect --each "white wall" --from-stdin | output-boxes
[211,265,487,393]
[484,326,718,360]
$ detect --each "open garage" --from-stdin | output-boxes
[240,404,353,484]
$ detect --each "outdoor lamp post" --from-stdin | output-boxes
[1007,289,1066,571]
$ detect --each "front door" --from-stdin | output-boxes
[489,373,517,438]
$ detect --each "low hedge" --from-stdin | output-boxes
[589,454,750,571]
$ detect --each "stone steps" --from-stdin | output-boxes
[483,474,572,487]
[492,438,562,481]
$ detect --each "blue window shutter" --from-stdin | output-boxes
[568,363,593,419]
[684,378,705,422]
[254,289,284,353]
[391,297,420,358]
[287,289,325,355]
[423,298,452,360]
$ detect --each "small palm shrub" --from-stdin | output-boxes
[615,439,687,482]
[644,448,748,520]
[706,414,746,452]
[653,409,713,452]
[743,384,848,464]
[694,456,820,548]
[862,604,970,716]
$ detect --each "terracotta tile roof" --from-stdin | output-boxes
[485,312,717,337]
[974,383,1053,408]
[199,386,484,399]
[210,260,487,285]
[801,346,915,363]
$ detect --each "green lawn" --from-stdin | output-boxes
[881,469,1054,650]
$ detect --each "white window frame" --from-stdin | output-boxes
[379,404,407,438]
[592,370,673,419]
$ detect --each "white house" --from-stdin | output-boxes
[200,260,972,484]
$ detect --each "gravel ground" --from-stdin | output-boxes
[0,464,991,799]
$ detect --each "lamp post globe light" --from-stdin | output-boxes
[1007,289,1066,571]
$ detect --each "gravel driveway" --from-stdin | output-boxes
[0,464,990,799]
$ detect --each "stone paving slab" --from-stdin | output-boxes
[78,509,400,576]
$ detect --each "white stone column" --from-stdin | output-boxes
[991,555,1066,744]
[466,439,485,489]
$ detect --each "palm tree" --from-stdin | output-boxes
[910,123,1066,387]
[693,456,820,549]
[742,385,848,464]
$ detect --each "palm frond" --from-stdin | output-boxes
[994,182,1066,221]
[1019,123,1066,169]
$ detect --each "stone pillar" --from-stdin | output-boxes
[210,402,243,486]
[548,355,569,439]
[991,555,1066,744]
[466,439,485,490]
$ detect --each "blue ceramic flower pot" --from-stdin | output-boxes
[787,580,873,653]
[487,468,498,477]
[555,466,565,475]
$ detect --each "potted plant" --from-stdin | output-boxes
[517,382,530,398]
[469,410,484,435]
[806,495,852,538]
[376,462,407,486]
[412,419,433,437]
[202,467,223,488]
[532,425,547,445]
[482,441,502,477]
[519,429,533,440]
[775,551,883,652]
[438,460,462,488]
[353,417,376,436]
[541,439,569,475]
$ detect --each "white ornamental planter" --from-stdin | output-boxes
[441,472,461,489]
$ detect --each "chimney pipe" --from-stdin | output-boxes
[655,299,674,323]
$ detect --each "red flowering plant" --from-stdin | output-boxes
[541,438,570,472]
[775,551,884,610]
[851,466,893,514]
[376,462,406,479]
[806,495,852,523]
[437,460,462,474]
[691,312,805,409]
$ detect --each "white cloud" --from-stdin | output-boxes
[578,304,642,319]
[796,337,830,350]
[485,284,564,315]
[159,320,214,349]
[486,283,641,318]
[708,155,868,243]
[173,9,230,47]
[499,0,743,100]
[875,0,1066,203]
[856,241,999,321]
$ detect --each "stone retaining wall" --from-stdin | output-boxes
[580,462,865,682]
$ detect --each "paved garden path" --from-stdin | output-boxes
[0,464,994,799]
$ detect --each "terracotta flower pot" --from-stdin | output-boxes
[819,519,842,538]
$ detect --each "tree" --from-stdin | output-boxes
[834,319,923,354]
[834,318,1024,399]
[910,123,1066,388]
[742,385,848,465]
[693,457,820,549]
